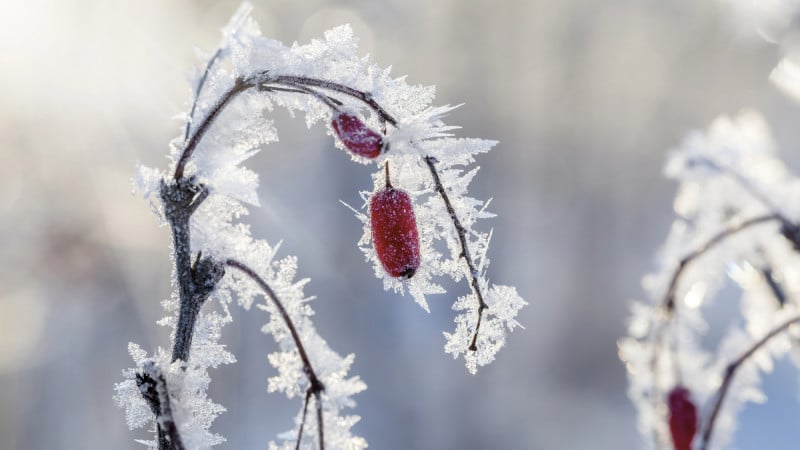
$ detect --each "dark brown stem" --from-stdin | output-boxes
[295,389,313,450]
[267,74,397,127]
[384,161,392,188]
[424,156,488,351]
[225,259,325,449]
[263,82,341,110]
[174,78,255,181]
[699,315,800,450]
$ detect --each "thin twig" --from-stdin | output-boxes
[661,214,781,313]
[295,389,313,450]
[424,156,488,351]
[184,48,223,143]
[225,259,325,449]
[267,74,397,126]
[174,78,255,181]
[261,83,342,110]
[699,315,800,450]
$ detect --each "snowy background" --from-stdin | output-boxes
[1,0,800,449]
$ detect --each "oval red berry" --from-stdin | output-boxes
[667,386,697,450]
[331,112,383,159]
[370,187,421,278]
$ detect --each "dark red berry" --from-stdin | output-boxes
[370,185,420,279]
[331,112,383,159]
[668,386,698,450]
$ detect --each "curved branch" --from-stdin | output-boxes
[267,74,398,127]
[225,259,325,449]
[699,315,800,450]
[174,78,256,181]
[424,156,488,351]
[661,214,781,314]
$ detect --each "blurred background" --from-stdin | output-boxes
[2,0,800,448]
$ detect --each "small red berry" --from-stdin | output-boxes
[370,169,420,278]
[331,111,383,159]
[667,386,698,450]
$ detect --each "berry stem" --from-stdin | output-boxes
[699,314,800,450]
[384,161,392,188]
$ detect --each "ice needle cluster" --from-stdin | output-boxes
[116,2,525,449]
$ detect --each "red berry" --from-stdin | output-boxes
[668,386,698,450]
[370,185,420,278]
[331,112,383,159]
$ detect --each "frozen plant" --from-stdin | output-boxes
[114,3,526,449]
[618,110,800,450]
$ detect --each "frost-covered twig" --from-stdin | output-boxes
[224,259,325,449]
[184,48,223,143]
[424,156,488,351]
[174,78,255,181]
[700,314,800,450]
[136,362,185,450]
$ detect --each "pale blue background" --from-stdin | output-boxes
[0,0,798,448]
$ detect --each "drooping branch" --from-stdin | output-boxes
[225,259,325,449]
[424,156,488,351]
[699,315,800,450]
[136,361,186,450]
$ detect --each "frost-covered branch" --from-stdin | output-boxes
[224,259,325,449]
[136,362,185,450]
[184,49,223,144]
[424,156,488,351]
[160,179,225,363]
[118,4,524,449]
[700,315,800,450]
[174,78,255,181]
[659,214,782,315]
